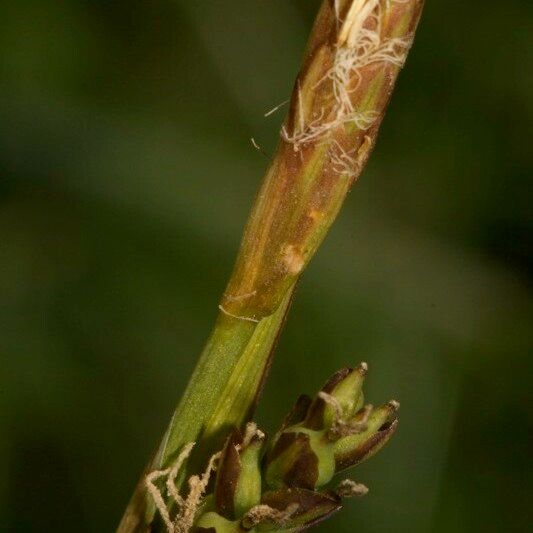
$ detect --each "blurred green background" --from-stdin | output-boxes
[1,1,531,531]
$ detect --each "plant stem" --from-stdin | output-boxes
[118,1,424,530]
[118,288,295,532]
[163,288,295,467]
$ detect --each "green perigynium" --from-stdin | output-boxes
[214,426,265,520]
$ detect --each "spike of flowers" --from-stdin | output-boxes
[145,364,399,532]
[187,363,400,532]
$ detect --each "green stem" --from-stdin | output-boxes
[118,287,295,532]
[162,287,294,466]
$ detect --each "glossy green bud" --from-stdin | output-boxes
[334,400,399,472]
[215,425,265,520]
[304,364,367,431]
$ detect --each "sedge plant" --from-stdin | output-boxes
[118,1,424,531]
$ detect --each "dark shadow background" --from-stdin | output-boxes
[1,1,531,531]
